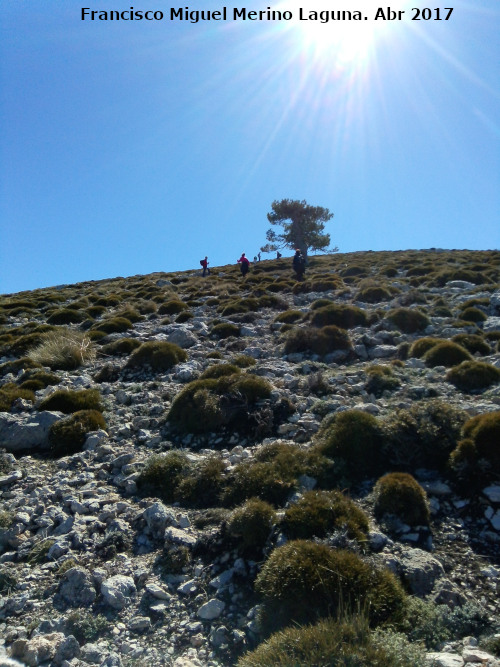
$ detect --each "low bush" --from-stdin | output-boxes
[273,310,303,324]
[48,410,107,457]
[0,357,41,378]
[284,325,352,357]
[222,460,296,507]
[28,329,96,370]
[137,451,191,503]
[255,541,407,636]
[387,308,430,333]
[175,455,226,507]
[200,363,241,379]
[211,322,240,339]
[446,361,500,392]
[126,340,187,372]
[357,285,393,303]
[449,411,500,485]
[93,317,133,334]
[227,498,277,552]
[0,383,35,411]
[373,472,430,526]
[408,337,443,358]
[310,304,367,329]
[381,399,466,472]
[232,354,257,368]
[17,370,60,391]
[282,489,369,544]
[238,616,425,667]
[423,341,472,367]
[158,299,188,315]
[167,374,272,435]
[101,338,142,356]
[365,365,400,397]
[451,333,490,356]
[315,409,383,480]
[38,388,102,414]
[47,308,87,325]
[65,611,110,645]
[460,307,487,323]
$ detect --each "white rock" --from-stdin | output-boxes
[101,575,136,610]
[426,652,464,666]
[197,598,225,620]
[483,485,500,503]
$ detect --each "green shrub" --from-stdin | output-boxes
[284,325,352,357]
[93,294,122,307]
[47,308,87,325]
[387,308,430,333]
[408,337,443,358]
[315,410,382,480]
[222,460,295,507]
[446,361,500,392]
[48,410,107,457]
[255,541,407,636]
[158,299,188,315]
[65,611,110,645]
[0,566,17,595]
[17,370,60,391]
[282,490,369,544]
[449,412,500,485]
[126,340,187,371]
[423,341,472,367]
[85,305,107,318]
[116,307,144,323]
[239,616,426,667]
[200,363,241,379]
[0,357,41,378]
[381,399,466,472]
[228,498,277,551]
[93,317,133,334]
[365,365,400,397]
[176,311,193,323]
[137,451,191,503]
[167,374,272,435]
[460,307,487,323]
[373,472,430,526]
[310,304,367,329]
[28,329,96,370]
[0,383,35,411]
[357,285,393,303]
[451,334,490,356]
[27,539,56,564]
[211,322,240,338]
[38,388,102,414]
[232,354,257,368]
[273,310,303,324]
[175,455,226,507]
[101,337,142,356]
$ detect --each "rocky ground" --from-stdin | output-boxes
[0,249,500,667]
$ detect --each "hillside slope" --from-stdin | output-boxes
[1,249,500,666]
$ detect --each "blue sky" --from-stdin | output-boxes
[1,0,499,294]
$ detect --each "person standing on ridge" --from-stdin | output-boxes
[292,248,306,281]
[200,256,210,277]
[237,253,250,278]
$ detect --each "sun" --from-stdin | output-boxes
[276,0,412,68]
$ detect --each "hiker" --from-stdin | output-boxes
[237,253,250,277]
[200,256,210,277]
[258,252,261,262]
[277,251,282,259]
[292,249,306,281]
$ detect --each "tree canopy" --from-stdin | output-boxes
[260,199,336,259]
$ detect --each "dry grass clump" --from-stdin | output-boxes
[167,374,272,436]
[38,388,102,414]
[48,410,107,457]
[0,383,36,412]
[126,340,187,372]
[309,303,368,329]
[315,409,383,480]
[381,399,466,472]
[227,498,277,552]
[365,364,401,397]
[284,325,352,357]
[237,616,425,667]
[28,329,96,370]
[423,341,472,367]
[373,472,430,526]
[46,308,87,325]
[446,361,500,392]
[282,489,369,544]
[255,541,407,636]
[449,411,500,487]
[387,308,430,333]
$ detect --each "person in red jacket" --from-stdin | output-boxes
[200,256,210,277]
[237,253,250,277]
